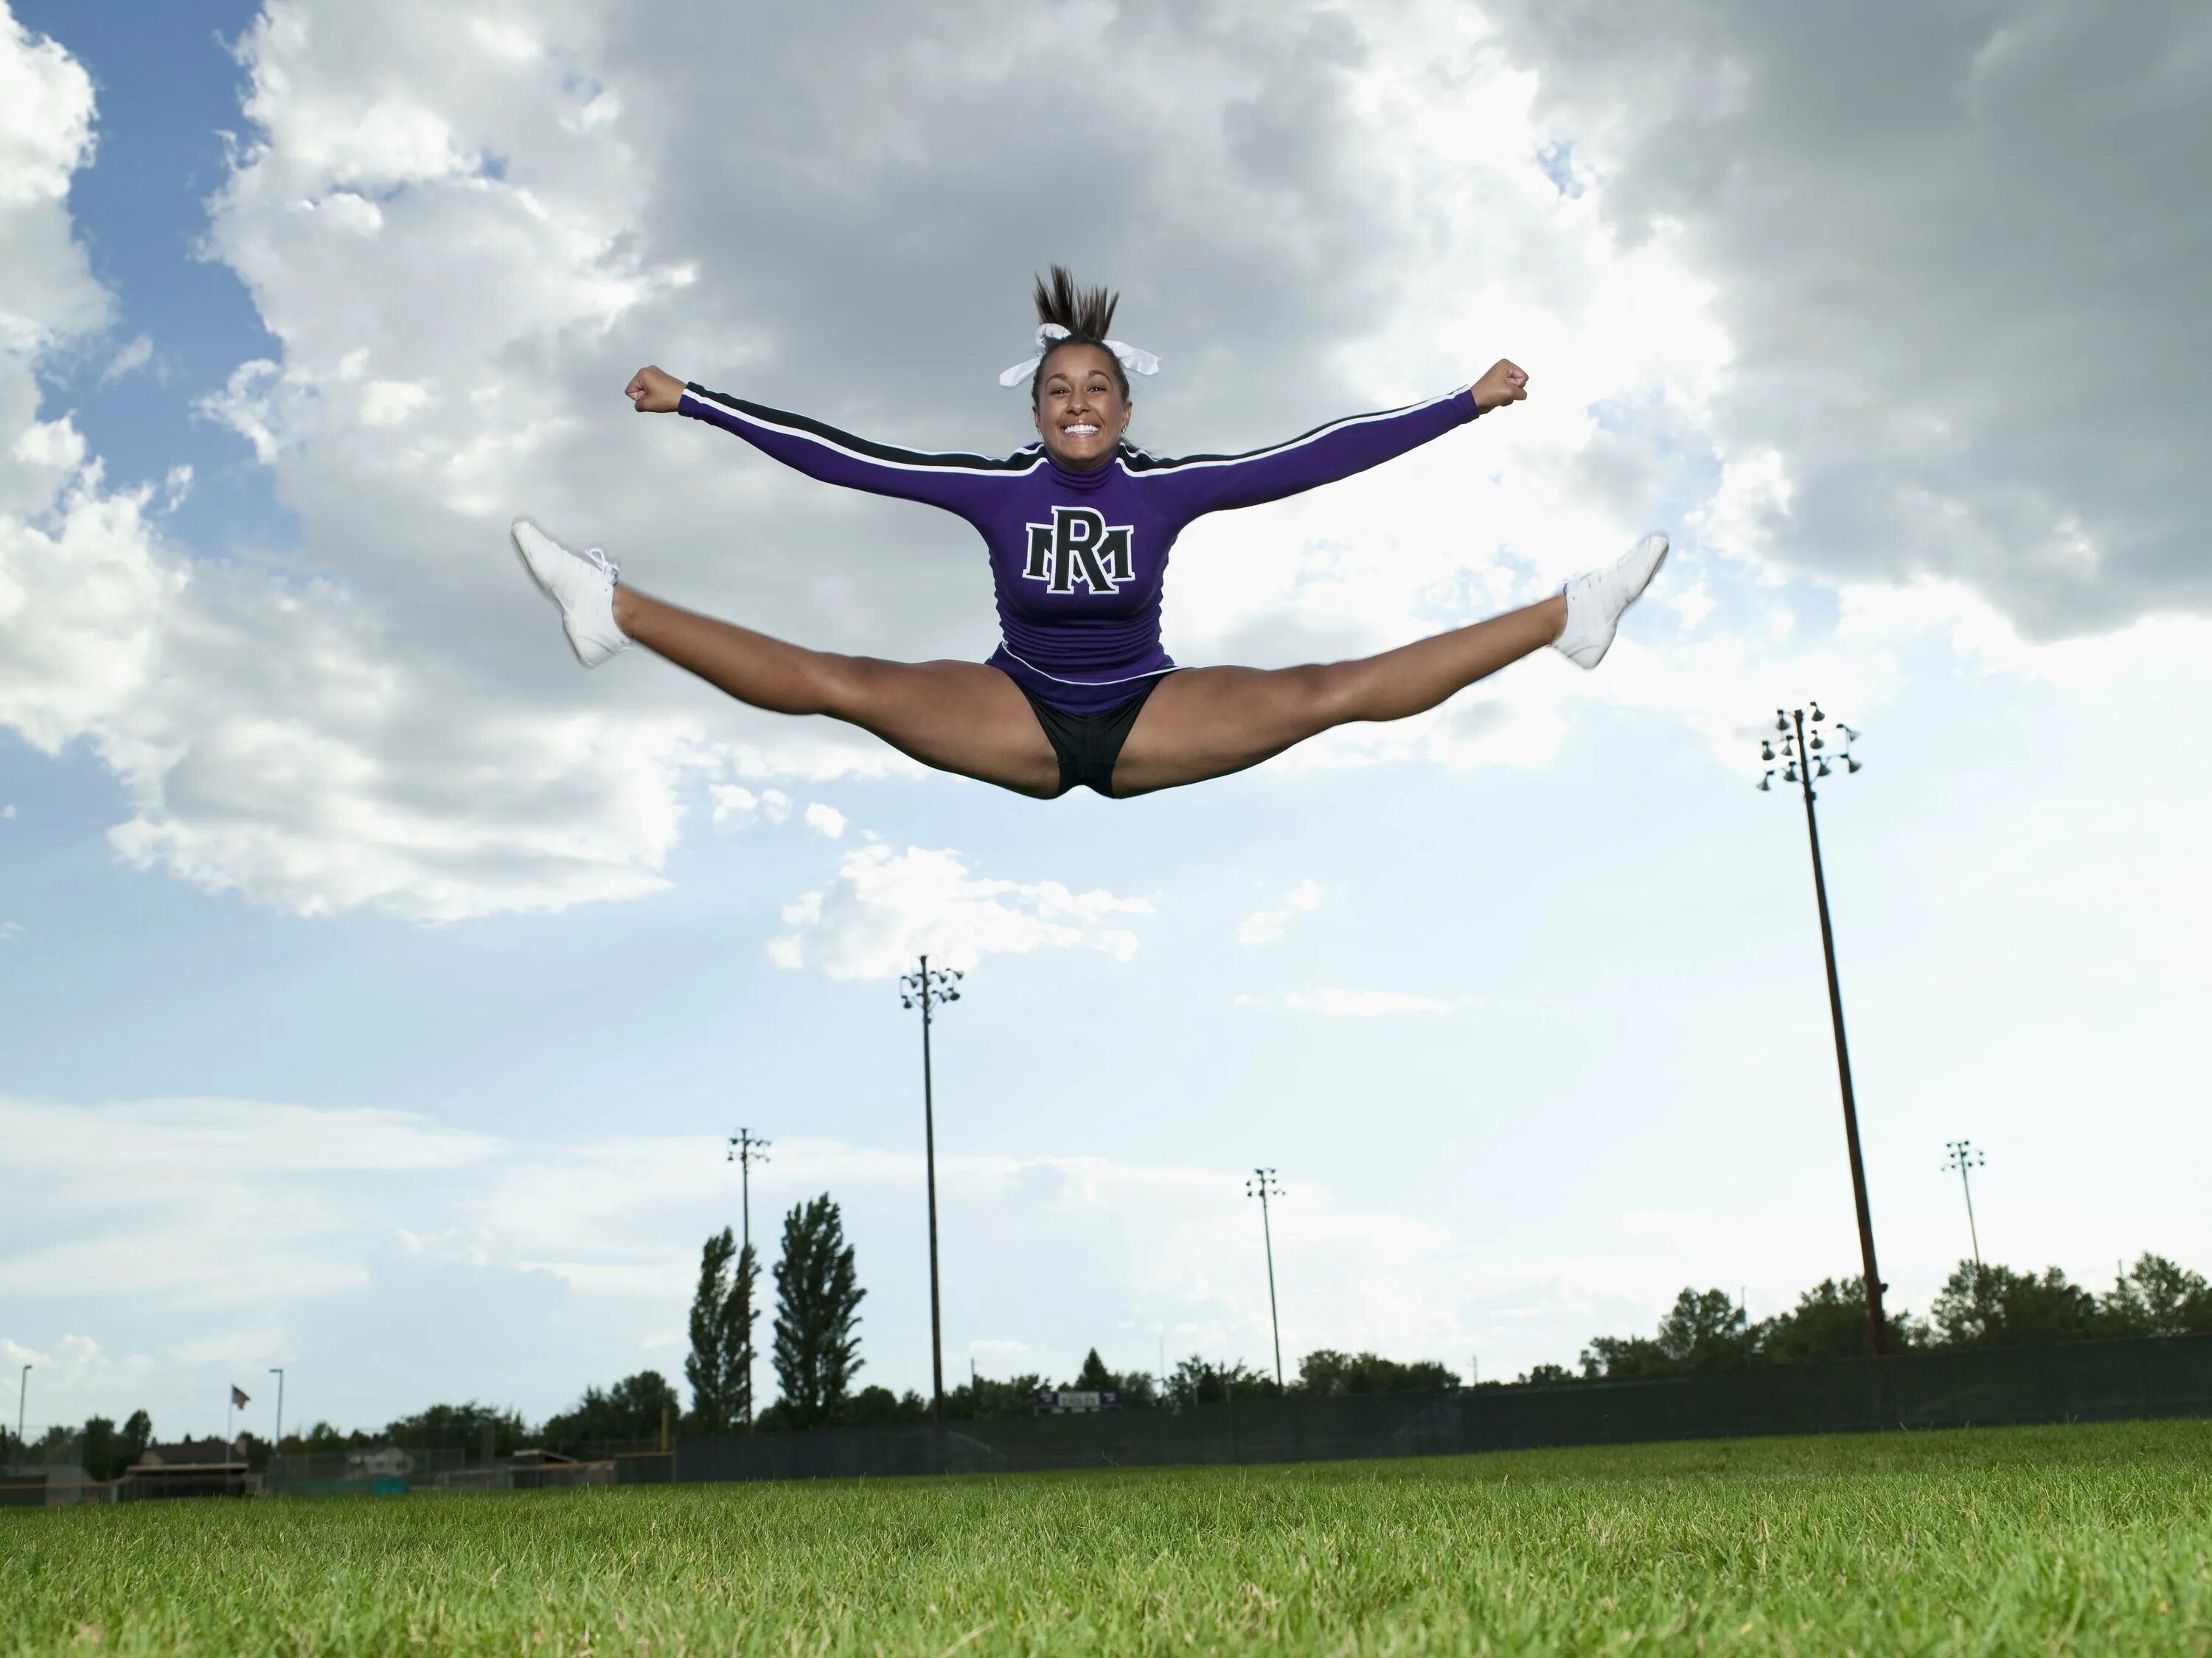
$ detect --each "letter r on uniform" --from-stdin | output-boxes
[1027,506,1135,595]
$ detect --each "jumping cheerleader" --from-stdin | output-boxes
[512,268,1666,799]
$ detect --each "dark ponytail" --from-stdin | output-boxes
[1029,265,1130,405]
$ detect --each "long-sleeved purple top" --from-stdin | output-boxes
[678,381,1480,715]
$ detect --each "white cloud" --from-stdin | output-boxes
[2,1095,498,1185]
[0,921,21,941]
[0,1094,500,1312]
[1237,877,1326,946]
[1281,989,1449,1017]
[802,801,846,840]
[0,8,105,354]
[0,13,734,922]
[357,377,428,426]
[769,844,1152,978]
[98,330,152,384]
[1482,0,2212,637]
[4,0,1752,923]
[0,1091,1519,1427]
[7,0,2203,933]
[709,784,790,830]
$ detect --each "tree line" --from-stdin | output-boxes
[1,1409,153,1480]
[1549,1252,2212,1384]
[13,1231,2203,1474]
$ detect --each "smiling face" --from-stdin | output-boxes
[1032,343,1131,472]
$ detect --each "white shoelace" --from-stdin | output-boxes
[582,546,619,582]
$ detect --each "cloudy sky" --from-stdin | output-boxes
[4,0,2208,1443]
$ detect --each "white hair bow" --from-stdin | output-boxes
[998,323,1161,389]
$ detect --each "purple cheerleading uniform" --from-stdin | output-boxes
[678,381,1481,717]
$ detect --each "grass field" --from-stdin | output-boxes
[5,1420,2210,1656]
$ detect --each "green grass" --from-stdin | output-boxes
[5,1421,2210,1655]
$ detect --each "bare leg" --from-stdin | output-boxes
[1111,594,1567,797]
[611,587,1062,798]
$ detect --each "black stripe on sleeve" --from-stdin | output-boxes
[685,384,1039,473]
[1116,395,1455,474]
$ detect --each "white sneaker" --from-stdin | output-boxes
[511,518,629,668]
[1553,532,1669,669]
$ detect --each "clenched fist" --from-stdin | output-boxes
[1472,359,1528,412]
[625,364,685,413]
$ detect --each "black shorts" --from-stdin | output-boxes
[1018,675,1172,798]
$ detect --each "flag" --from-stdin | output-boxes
[231,1384,250,1409]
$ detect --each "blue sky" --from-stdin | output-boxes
[4,0,2210,1446]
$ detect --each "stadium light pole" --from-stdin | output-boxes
[269,1368,285,1458]
[1757,703,1889,1356]
[728,1127,771,1430]
[14,1365,27,1460]
[1246,1168,1286,1390]
[900,955,964,1424]
[728,1127,771,1261]
[1943,1139,1986,1273]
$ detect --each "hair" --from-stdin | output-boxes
[1029,265,1130,405]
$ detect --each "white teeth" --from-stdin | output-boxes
[1065,424,1098,436]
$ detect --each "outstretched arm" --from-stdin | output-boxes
[624,363,1023,516]
[1135,358,1528,520]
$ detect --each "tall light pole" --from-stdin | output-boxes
[1246,1168,1286,1391]
[269,1368,285,1462]
[1943,1140,1986,1273]
[728,1128,772,1259]
[13,1365,27,1463]
[1758,703,1889,1356]
[899,955,963,1423]
[727,1128,771,1429]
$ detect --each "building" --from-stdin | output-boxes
[117,1439,256,1501]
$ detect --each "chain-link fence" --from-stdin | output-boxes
[675,1332,2212,1484]
[9,1337,2205,1502]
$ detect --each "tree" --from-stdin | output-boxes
[936,1371,1047,1423]
[119,1410,153,1470]
[686,1228,762,1433]
[1931,1261,2099,1348]
[80,1417,122,1482]
[1054,1351,1158,1408]
[2101,1253,2212,1338]
[1164,1356,1273,1407]
[1759,1278,1885,1362]
[771,1194,866,1429]
[839,1385,928,1426]
[540,1372,682,1452]
[1296,1349,1461,1396]
[383,1401,529,1458]
[1940,1263,2087,1348]
[292,1420,370,1453]
[1579,1334,1672,1380]
[1116,1370,1161,1409]
[1517,1363,1576,1387]
[1655,1289,1752,1370]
